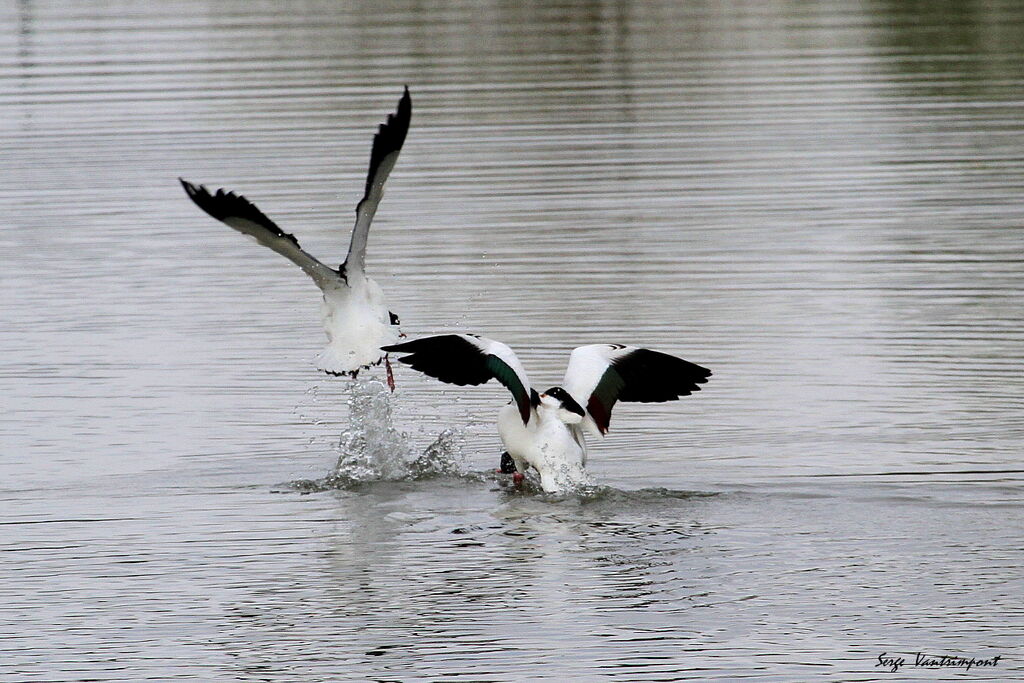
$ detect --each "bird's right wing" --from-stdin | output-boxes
[344,86,412,278]
[180,180,341,290]
[382,334,535,424]
[563,344,711,437]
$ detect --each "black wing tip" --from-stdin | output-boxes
[383,85,412,133]
[179,179,299,247]
[692,364,712,383]
[180,179,231,219]
[180,181,241,217]
[609,348,712,403]
[666,356,712,397]
[379,335,495,388]
[361,87,413,199]
[179,177,203,198]
[378,350,426,372]
[381,335,460,354]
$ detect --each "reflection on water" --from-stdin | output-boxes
[1,0,1022,680]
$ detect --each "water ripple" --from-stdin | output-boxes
[3,0,1024,680]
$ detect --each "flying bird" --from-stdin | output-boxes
[382,334,711,492]
[180,86,412,387]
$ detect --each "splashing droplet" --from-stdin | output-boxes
[321,380,466,488]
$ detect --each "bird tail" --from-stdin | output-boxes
[314,347,361,376]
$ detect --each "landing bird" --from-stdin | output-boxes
[382,334,711,492]
[180,86,412,387]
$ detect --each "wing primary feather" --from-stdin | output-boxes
[345,87,412,275]
[180,179,298,245]
[362,85,412,202]
[179,178,341,288]
[569,346,711,435]
[382,334,533,424]
[383,335,494,386]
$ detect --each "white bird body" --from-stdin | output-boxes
[181,87,412,379]
[497,400,590,492]
[315,276,399,375]
[384,334,711,493]
[496,403,533,475]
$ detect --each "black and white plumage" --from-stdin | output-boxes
[383,334,711,492]
[180,86,412,378]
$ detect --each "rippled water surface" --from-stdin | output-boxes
[3,1,1023,680]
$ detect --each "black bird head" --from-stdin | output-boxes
[542,387,585,417]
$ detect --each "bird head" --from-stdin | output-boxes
[539,387,585,424]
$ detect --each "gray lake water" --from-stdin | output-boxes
[2,1,1023,680]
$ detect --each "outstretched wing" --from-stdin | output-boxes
[180,179,341,290]
[382,334,534,424]
[563,344,711,436]
[344,86,412,277]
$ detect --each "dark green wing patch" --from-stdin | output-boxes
[486,355,531,424]
[587,367,626,435]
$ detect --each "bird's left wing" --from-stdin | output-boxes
[563,344,711,436]
[382,334,535,424]
[344,86,412,278]
[180,180,341,290]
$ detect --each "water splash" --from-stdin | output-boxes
[315,380,465,489]
[289,381,714,499]
[408,427,464,478]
